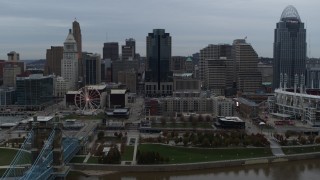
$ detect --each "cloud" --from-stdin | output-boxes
[0,0,320,59]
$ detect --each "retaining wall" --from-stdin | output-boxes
[70,152,320,172]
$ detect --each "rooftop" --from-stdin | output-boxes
[280,5,301,22]
[110,89,127,94]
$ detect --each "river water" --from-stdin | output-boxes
[68,159,320,180]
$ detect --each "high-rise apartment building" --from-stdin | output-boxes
[44,46,63,76]
[83,53,101,85]
[103,42,119,60]
[273,5,306,89]
[122,38,136,60]
[61,29,78,90]
[145,29,173,97]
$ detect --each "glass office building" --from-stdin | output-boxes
[273,5,306,89]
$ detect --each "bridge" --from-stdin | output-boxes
[0,118,81,180]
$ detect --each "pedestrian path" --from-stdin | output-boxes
[83,152,91,163]
[268,136,285,156]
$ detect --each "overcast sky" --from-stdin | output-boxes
[0,0,319,60]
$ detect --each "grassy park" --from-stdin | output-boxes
[121,145,134,161]
[62,112,105,120]
[138,144,273,164]
[0,148,31,166]
[282,145,320,155]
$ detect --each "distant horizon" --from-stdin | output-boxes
[1,0,320,59]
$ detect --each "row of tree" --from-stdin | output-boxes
[141,130,270,147]
[275,132,320,146]
[136,150,169,164]
[98,145,121,164]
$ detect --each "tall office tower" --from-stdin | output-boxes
[44,46,63,76]
[118,70,137,93]
[7,51,20,61]
[72,20,82,60]
[72,20,83,79]
[101,59,112,83]
[61,29,78,90]
[145,29,173,97]
[82,53,101,85]
[171,56,186,73]
[103,42,119,60]
[112,60,139,83]
[273,5,306,89]
[233,39,262,93]
[3,51,24,87]
[122,38,136,60]
[200,44,232,91]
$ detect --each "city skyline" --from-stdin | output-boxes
[1,0,320,59]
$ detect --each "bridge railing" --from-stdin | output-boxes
[0,130,33,180]
[21,130,55,180]
[63,138,80,163]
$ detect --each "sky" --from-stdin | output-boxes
[0,0,320,60]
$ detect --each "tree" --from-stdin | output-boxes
[101,145,121,164]
[191,117,198,128]
[170,116,176,127]
[183,137,189,146]
[315,137,320,144]
[97,131,105,140]
[180,115,186,123]
[205,115,211,122]
[160,116,167,127]
[198,114,204,122]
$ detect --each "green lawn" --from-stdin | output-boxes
[282,145,320,155]
[122,146,134,161]
[138,144,272,164]
[152,122,213,129]
[62,113,105,120]
[87,156,99,164]
[69,156,85,163]
[0,169,7,177]
[0,148,31,166]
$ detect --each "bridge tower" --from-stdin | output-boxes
[30,116,69,180]
[52,123,70,180]
[30,116,54,163]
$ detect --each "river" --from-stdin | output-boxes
[67,159,320,180]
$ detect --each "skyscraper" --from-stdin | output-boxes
[200,44,232,91]
[72,20,82,60]
[145,29,173,97]
[233,39,262,93]
[273,5,306,89]
[103,42,119,60]
[61,29,78,90]
[82,53,101,85]
[72,20,83,79]
[44,46,63,76]
[122,38,136,60]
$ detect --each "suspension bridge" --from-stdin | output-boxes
[0,117,82,180]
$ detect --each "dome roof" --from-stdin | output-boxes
[186,56,193,62]
[280,5,301,22]
[65,29,76,43]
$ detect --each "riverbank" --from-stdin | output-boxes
[69,151,320,175]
